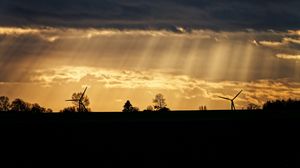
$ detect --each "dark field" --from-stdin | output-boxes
[0,111,299,167]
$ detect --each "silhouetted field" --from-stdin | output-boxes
[0,111,299,167]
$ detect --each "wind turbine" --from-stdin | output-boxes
[218,90,243,110]
[66,87,88,112]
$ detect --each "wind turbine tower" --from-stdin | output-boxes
[218,90,243,110]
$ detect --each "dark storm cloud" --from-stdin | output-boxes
[0,0,299,30]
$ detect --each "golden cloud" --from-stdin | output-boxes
[276,54,300,60]
[288,30,300,36]
[0,27,41,35]
[259,40,284,47]
[30,66,300,107]
[0,27,213,40]
[1,27,299,110]
[283,37,300,44]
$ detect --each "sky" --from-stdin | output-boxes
[0,0,300,111]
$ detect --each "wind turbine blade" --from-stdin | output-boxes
[80,87,88,100]
[232,90,243,100]
[217,96,231,100]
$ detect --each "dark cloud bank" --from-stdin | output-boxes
[0,0,299,30]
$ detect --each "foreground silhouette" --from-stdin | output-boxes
[0,110,299,167]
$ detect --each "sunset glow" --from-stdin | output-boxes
[0,27,299,111]
[0,0,300,111]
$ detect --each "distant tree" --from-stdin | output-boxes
[123,100,132,112]
[10,98,31,112]
[247,103,261,110]
[157,107,170,112]
[131,107,139,112]
[147,105,154,111]
[0,96,10,111]
[60,106,77,113]
[143,105,154,112]
[45,108,53,113]
[122,100,139,112]
[153,93,168,111]
[263,99,300,111]
[30,103,46,113]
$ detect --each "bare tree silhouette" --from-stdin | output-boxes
[153,94,170,112]
[153,94,166,110]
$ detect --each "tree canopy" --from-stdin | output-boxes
[10,98,31,112]
[0,96,10,111]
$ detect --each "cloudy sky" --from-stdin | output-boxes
[0,0,300,111]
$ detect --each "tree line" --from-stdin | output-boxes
[0,93,171,113]
[0,93,299,112]
[262,99,300,111]
[0,96,53,113]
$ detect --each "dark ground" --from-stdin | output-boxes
[0,110,299,167]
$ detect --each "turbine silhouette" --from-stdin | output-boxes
[66,87,88,112]
[218,90,243,110]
